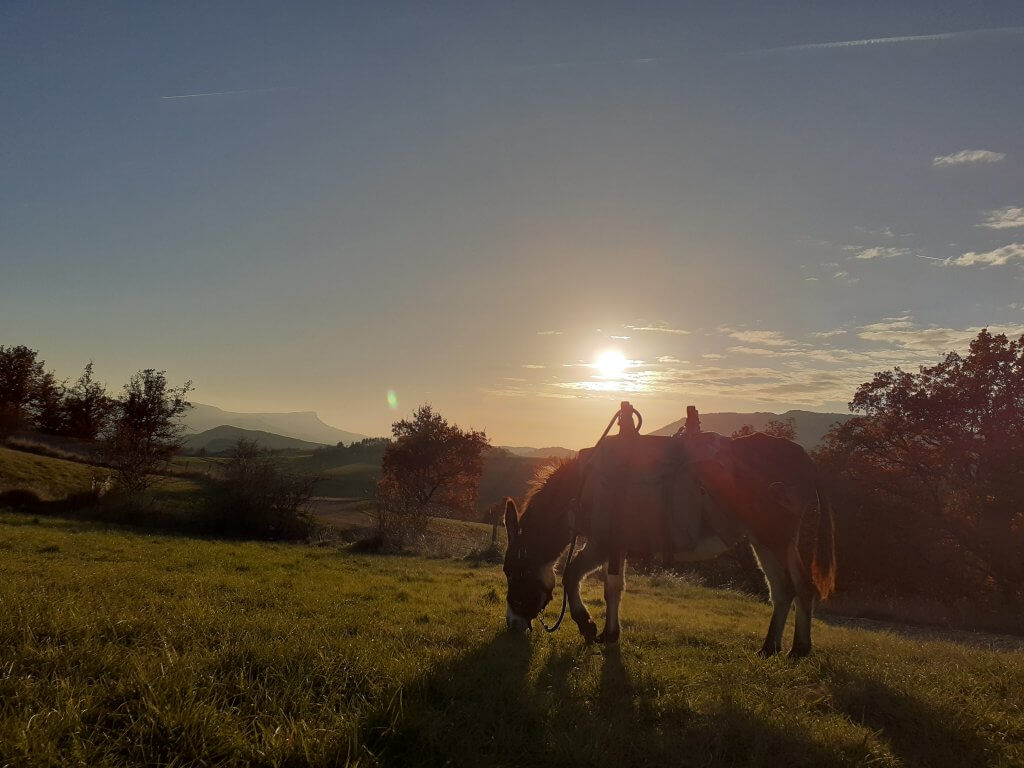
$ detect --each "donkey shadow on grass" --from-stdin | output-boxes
[358,634,995,768]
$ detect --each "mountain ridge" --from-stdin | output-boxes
[182,425,328,454]
[183,403,366,446]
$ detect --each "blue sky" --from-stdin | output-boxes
[3,2,1024,446]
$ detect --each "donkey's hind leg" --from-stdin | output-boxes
[787,545,817,658]
[751,542,794,657]
[564,542,606,643]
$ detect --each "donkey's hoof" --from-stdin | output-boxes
[598,628,620,645]
[577,620,599,643]
[757,642,782,658]
[788,645,812,659]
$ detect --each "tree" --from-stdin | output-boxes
[30,370,67,435]
[816,329,1024,610]
[103,369,192,498]
[62,362,113,440]
[0,345,45,439]
[376,405,488,548]
[732,418,796,440]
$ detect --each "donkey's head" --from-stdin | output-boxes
[502,498,556,632]
[501,459,580,632]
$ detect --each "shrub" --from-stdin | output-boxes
[204,439,318,540]
[0,489,42,509]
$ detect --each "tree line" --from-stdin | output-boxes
[0,346,193,495]
[814,329,1024,618]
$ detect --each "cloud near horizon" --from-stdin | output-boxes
[494,318,1024,410]
[852,246,912,260]
[625,323,690,335]
[945,243,1024,267]
[978,207,1024,229]
[933,149,1006,167]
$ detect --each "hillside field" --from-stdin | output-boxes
[0,513,1021,767]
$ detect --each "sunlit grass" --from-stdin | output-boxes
[0,446,101,499]
[0,513,1021,766]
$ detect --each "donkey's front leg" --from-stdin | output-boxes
[599,553,625,644]
[564,542,606,643]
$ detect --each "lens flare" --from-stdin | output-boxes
[386,389,399,410]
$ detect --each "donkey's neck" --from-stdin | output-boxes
[522,494,574,565]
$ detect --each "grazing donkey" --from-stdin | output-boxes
[503,431,836,657]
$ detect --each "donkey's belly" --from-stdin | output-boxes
[672,535,730,562]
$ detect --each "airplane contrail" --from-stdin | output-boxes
[160,86,296,100]
[740,26,1024,55]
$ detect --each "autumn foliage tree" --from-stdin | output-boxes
[376,405,488,549]
[816,329,1024,617]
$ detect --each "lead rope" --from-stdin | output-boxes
[537,403,642,634]
[540,531,578,633]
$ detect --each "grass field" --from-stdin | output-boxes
[0,513,1021,767]
[0,446,102,500]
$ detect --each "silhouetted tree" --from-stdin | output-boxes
[103,370,192,497]
[31,370,67,435]
[62,362,113,440]
[816,329,1024,612]
[0,345,45,439]
[376,405,488,548]
[732,418,796,440]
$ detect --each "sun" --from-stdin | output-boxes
[594,349,628,378]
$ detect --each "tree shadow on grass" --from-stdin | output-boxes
[359,636,871,768]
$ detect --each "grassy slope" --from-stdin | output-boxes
[1,446,206,522]
[0,446,102,499]
[0,514,1021,767]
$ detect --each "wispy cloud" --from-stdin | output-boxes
[719,328,796,347]
[536,330,563,336]
[945,243,1024,267]
[741,26,1024,55]
[858,319,1024,351]
[832,270,859,284]
[852,246,912,260]
[160,86,296,100]
[625,323,690,335]
[978,207,1024,229]
[933,149,1006,167]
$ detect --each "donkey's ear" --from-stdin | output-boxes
[504,498,519,544]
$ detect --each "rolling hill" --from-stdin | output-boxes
[183,403,366,446]
[501,446,577,459]
[182,425,327,454]
[651,409,852,450]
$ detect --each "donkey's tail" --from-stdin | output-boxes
[810,478,837,600]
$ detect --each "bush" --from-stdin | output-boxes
[0,489,42,509]
[374,475,430,551]
[204,439,318,540]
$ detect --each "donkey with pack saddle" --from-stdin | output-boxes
[503,404,836,657]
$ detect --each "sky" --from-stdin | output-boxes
[3,2,1024,448]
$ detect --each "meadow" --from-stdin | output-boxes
[1,511,1022,767]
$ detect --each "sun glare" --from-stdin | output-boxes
[594,349,628,378]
